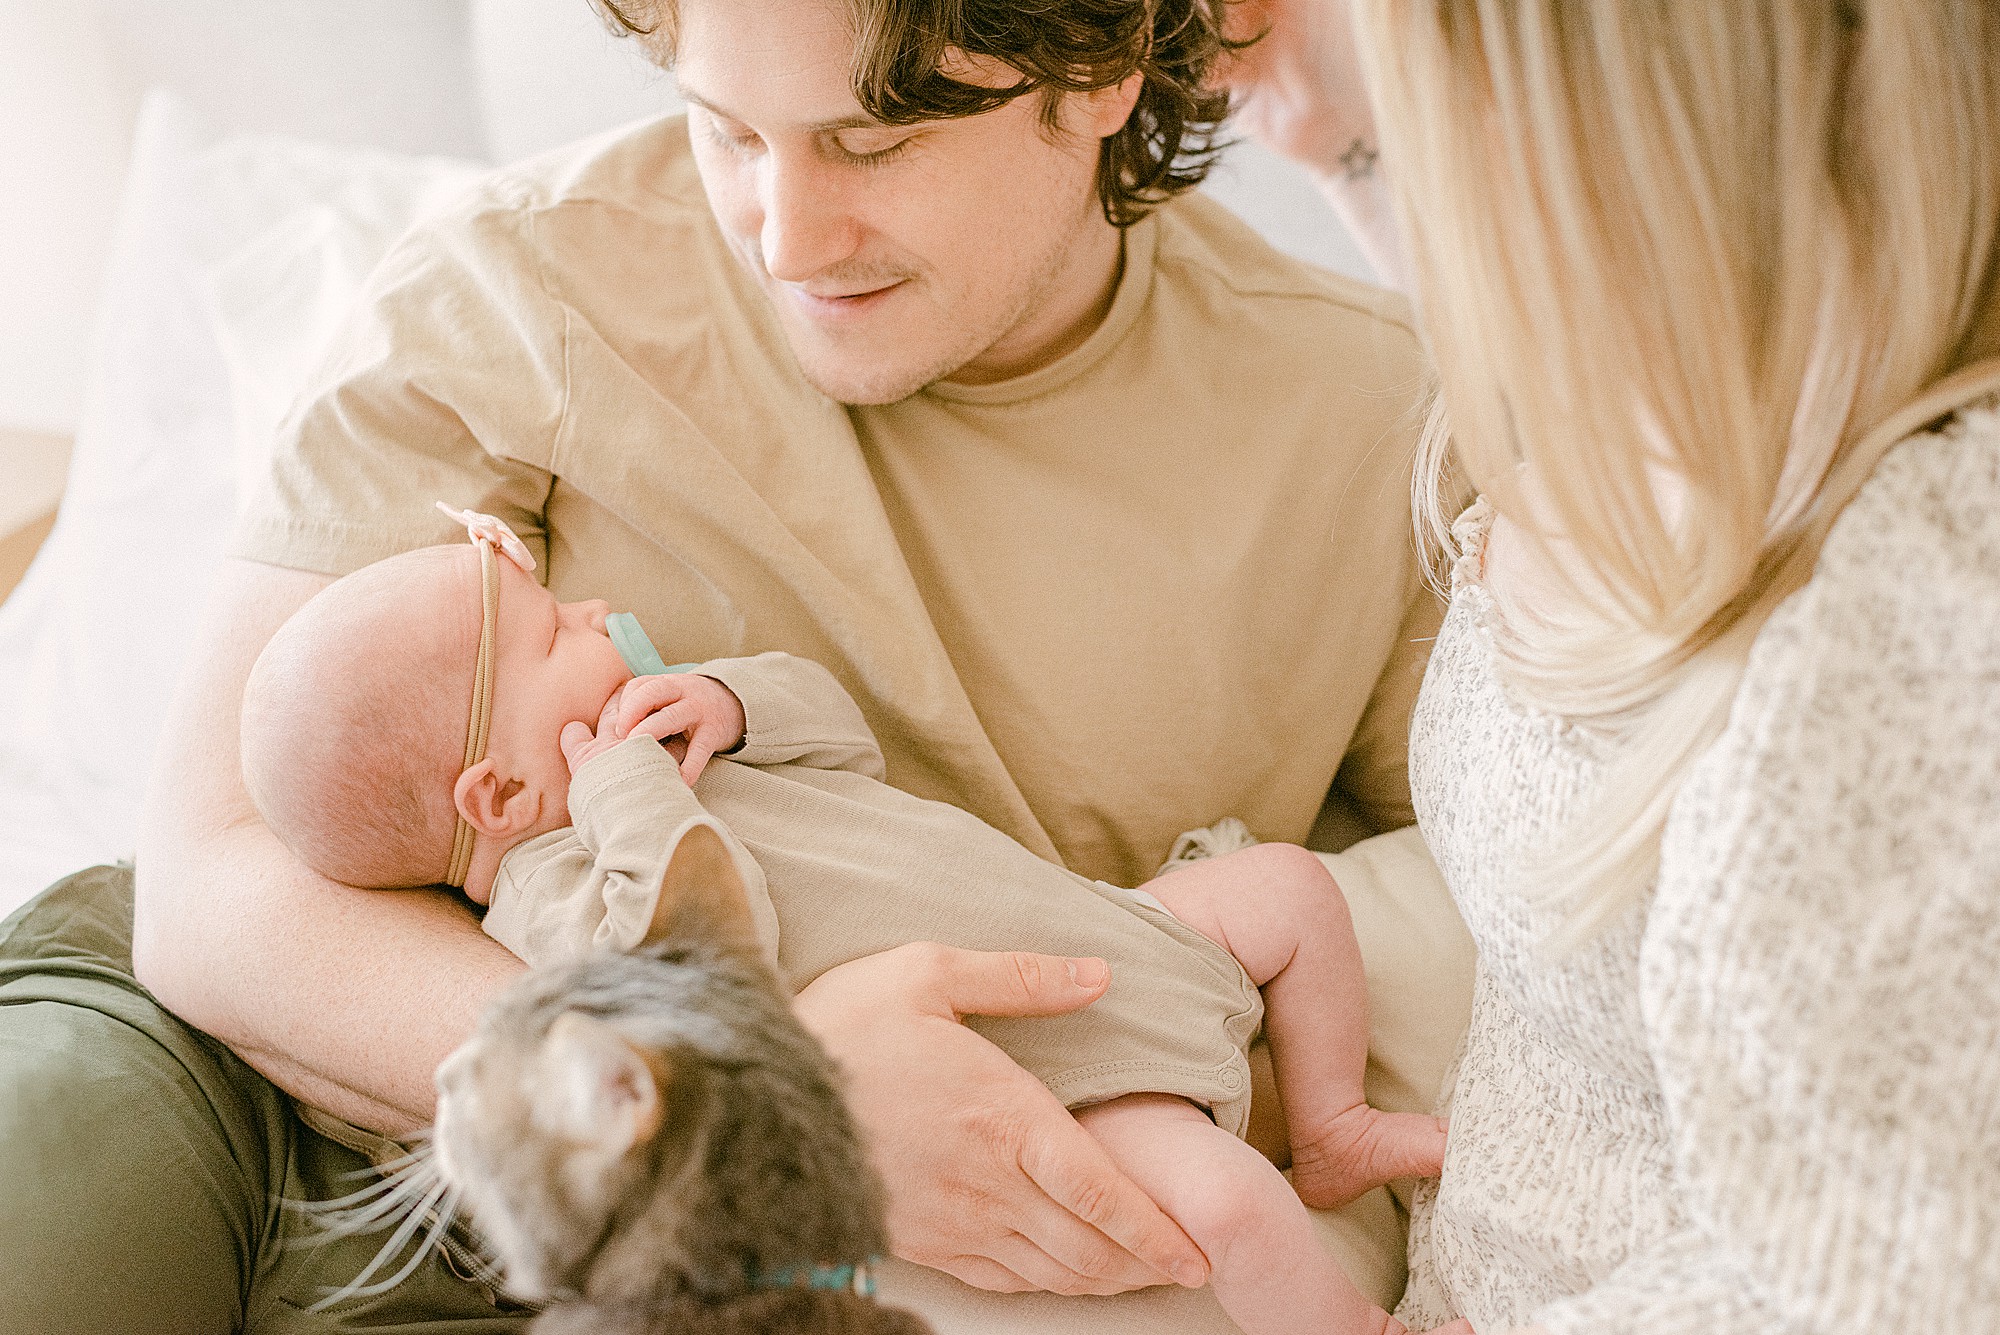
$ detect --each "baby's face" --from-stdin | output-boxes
[481,553,632,826]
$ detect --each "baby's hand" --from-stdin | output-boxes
[559,692,633,777]
[615,672,747,786]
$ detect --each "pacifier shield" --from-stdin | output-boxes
[606,612,694,678]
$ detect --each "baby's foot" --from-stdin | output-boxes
[1289,1103,1448,1210]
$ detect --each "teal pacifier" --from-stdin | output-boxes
[606,612,698,678]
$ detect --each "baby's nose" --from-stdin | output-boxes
[567,598,612,632]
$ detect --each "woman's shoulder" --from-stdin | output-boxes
[1642,397,2000,1335]
[1711,395,2000,731]
[1804,393,2000,641]
[1656,394,1998,919]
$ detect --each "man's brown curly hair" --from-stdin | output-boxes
[592,0,1237,227]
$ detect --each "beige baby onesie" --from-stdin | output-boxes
[482,652,1264,1135]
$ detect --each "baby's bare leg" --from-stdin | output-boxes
[1143,844,1446,1209]
[1076,1093,1398,1335]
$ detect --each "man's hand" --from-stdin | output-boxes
[793,943,1212,1296]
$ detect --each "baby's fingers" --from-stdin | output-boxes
[560,720,595,770]
[595,688,624,739]
[678,727,728,786]
[628,700,701,746]
[616,674,691,734]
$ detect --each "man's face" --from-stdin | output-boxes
[672,0,1130,405]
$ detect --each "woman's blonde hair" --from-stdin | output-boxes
[1352,1,2000,943]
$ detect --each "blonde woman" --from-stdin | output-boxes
[1233,2,2000,1331]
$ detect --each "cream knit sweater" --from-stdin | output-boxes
[1394,403,2000,1334]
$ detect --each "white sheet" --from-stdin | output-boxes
[0,94,481,916]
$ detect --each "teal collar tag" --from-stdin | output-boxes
[748,1259,878,1298]
[605,612,697,678]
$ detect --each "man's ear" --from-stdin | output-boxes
[640,818,765,960]
[535,1011,668,1155]
[454,758,542,840]
[1068,70,1144,141]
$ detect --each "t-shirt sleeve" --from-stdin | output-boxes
[1333,570,1443,834]
[1535,429,2000,1335]
[231,187,566,578]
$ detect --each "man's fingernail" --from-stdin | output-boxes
[1172,1261,1205,1287]
[1067,958,1108,988]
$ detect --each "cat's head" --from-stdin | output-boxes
[436,817,777,1299]
[433,817,885,1307]
[433,977,723,1301]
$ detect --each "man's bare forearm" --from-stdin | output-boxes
[136,828,523,1134]
[131,558,525,1136]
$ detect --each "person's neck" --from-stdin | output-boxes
[942,219,1125,387]
[459,836,505,908]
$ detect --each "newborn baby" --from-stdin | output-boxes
[239,507,1462,1335]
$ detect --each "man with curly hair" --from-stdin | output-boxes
[0,1,1461,1331]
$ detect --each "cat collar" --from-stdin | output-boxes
[748,1258,879,1299]
[436,501,536,889]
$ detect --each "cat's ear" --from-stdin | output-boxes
[537,1011,668,1155]
[642,817,767,959]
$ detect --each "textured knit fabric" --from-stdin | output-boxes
[1396,402,2000,1334]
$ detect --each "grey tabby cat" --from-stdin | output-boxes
[432,819,934,1334]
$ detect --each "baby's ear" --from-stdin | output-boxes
[536,1011,668,1155]
[641,818,767,960]
[453,759,541,840]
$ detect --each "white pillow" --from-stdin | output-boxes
[0,92,483,915]
[204,138,486,506]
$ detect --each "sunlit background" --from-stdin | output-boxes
[0,0,1370,439]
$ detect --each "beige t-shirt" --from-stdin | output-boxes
[234,115,1436,887]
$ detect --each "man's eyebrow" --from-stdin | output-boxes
[678,87,882,133]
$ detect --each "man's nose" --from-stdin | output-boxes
[759,151,859,284]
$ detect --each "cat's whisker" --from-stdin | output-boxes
[296,1190,429,1242]
[306,1175,454,1312]
[284,1149,444,1248]
[292,1155,436,1218]
[329,1141,431,1183]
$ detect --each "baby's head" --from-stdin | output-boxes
[242,543,629,891]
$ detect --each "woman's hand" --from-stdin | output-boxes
[1219,0,1412,288]
[1221,0,1379,179]
[793,943,1212,1296]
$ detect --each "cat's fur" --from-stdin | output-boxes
[432,820,933,1334]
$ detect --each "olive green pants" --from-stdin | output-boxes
[0,865,530,1334]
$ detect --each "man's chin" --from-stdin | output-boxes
[786,337,958,407]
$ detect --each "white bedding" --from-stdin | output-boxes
[0,96,481,915]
